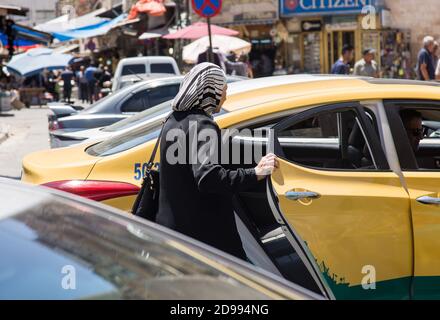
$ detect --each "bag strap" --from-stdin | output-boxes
[146,113,171,171]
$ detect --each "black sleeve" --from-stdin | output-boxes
[191,118,258,195]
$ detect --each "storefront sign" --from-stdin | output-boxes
[195,0,278,25]
[301,20,323,31]
[281,0,377,17]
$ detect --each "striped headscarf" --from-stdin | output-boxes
[172,62,227,116]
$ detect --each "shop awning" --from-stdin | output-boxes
[139,26,168,40]
[53,14,126,41]
[6,47,73,77]
[113,17,140,29]
[0,5,29,16]
[35,8,108,34]
[11,24,53,44]
[0,33,36,47]
[52,43,79,54]
[96,3,123,19]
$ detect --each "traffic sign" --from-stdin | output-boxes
[191,0,222,18]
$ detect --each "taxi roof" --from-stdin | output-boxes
[223,75,440,113]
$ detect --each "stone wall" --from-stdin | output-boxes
[385,0,440,64]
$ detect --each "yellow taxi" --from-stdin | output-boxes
[22,75,440,300]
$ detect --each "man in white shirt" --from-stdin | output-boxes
[353,49,379,77]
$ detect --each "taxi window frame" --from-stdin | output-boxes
[271,101,390,172]
[384,99,440,172]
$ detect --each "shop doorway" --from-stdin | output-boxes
[302,32,322,74]
[249,39,277,78]
[326,30,356,72]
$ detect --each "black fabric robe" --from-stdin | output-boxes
[156,109,258,259]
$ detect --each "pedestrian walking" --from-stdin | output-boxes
[85,63,97,104]
[100,66,112,85]
[60,66,74,103]
[239,54,254,78]
[433,41,439,70]
[155,62,278,260]
[353,48,379,77]
[76,66,88,103]
[94,64,104,101]
[416,36,436,81]
[331,45,354,75]
[45,70,58,101]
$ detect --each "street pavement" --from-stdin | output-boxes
[0,106,51,179]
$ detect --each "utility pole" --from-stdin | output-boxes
[175,0,182,67]
[185,0,190,26]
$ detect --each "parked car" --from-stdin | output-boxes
[0,178,319,300]
[24,75,440,299]
[111,56,181,92]
[50,100,173,148]
[49,75,247,148]
[117,73,176,90]
[46,102,85,124]
[48,77,182,132]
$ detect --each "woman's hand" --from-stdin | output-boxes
[255,153,279,181]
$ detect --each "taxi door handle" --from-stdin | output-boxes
[417,196,440,205]
[285,191,320,201]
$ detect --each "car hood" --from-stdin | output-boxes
[22,141,99,185]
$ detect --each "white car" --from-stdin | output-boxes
[112,56,181,92]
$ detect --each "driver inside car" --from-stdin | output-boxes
[400,109,424,152]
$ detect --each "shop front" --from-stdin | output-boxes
[280,0,412,78]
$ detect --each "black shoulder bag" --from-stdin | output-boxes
[131,119,167,221]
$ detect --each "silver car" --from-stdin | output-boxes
[0,178,320,300]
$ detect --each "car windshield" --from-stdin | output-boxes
[87,108,228,157]
[121,64,146,76]
[102,100,173,133]
[0,190,273,299]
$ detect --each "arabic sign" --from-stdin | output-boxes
[281,0,377,17]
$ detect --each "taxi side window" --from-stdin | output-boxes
[392,106,440,170]
[277,109,377,170]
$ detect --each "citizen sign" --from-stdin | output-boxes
[281,0,375,16]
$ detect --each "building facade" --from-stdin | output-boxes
[1,0,58,26]
[384,0,440,62]
[55,0,123,17]
[278,0,415,78]
[192,0,440,79]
